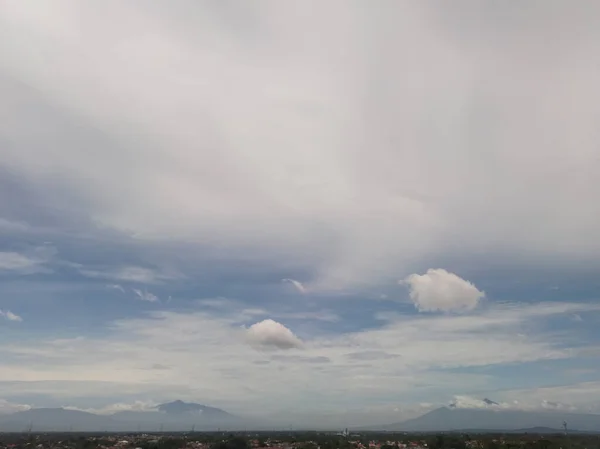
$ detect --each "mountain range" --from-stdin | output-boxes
[2,400,600,432]
[0,401,249,432]
[378,406,600,432]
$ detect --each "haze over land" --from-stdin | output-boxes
[2,400,600,432]
[1,1,600,430]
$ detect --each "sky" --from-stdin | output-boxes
[1,0,600,429]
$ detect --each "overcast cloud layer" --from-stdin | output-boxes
[1,0,600,428]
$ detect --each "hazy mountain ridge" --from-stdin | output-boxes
[3,401,600,432]
[380,406,600,432]
[0,401,253,432]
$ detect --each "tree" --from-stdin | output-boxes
[212,436,250,449]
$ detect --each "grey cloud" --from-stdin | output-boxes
[270,355,331,364]
[132,289,159,303]
[1,1,599,291]
[345,351,401,361]
[149,364,171,370]
[0,245,55,275]
[79,266,181,284]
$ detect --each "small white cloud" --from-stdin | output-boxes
[282,278,307,294]
[132,289,159,303]
[400,268,485,312]
[246,319,303,350]
[0,310,23,322]
[0,399,31,414]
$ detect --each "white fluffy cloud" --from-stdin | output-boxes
[246,319,303,350]
[401,269,485,312]
[0,310,22,322]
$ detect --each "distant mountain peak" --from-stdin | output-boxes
[157,400,202,414]
[484,398,499,406]
[381,405,600,432]
[156,400,230,416]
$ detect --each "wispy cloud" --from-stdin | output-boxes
[0,398,31,414]
[0,218,32,233]
[107,284,126,293]
[0,250,52,274]
[131,288,159,303]
[64,400,158,415]
[80,266,180,284]
[282,278,307,294]
[1,300,598,419]
[0,310,23,322]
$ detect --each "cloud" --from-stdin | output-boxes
[0,218,32,233]
[345,351,400,361]
[450,395,506,410]
[282,278,307,294]
[0,398,31,414]
[448,395,577,412]
[1,1,600,427]
[0,251,49,274]
[0,310,23,322]
[80,266,179,284]
[150,363,171,370]
[64,400,158,415]
[488,380,600,415]
[132,288,159,303]
[0,252,32,271]
[0,299,597,422]
[1,2,599,291]
[270,355,330,364]
[401,269,485,312]
[107,284,126,293]
[246,319,303,350]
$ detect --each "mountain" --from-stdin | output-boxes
[0,408,118,432]
[382,407,600,432]
[156,400,232,418]
[0,401,250,432]
[112,400,243,431]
